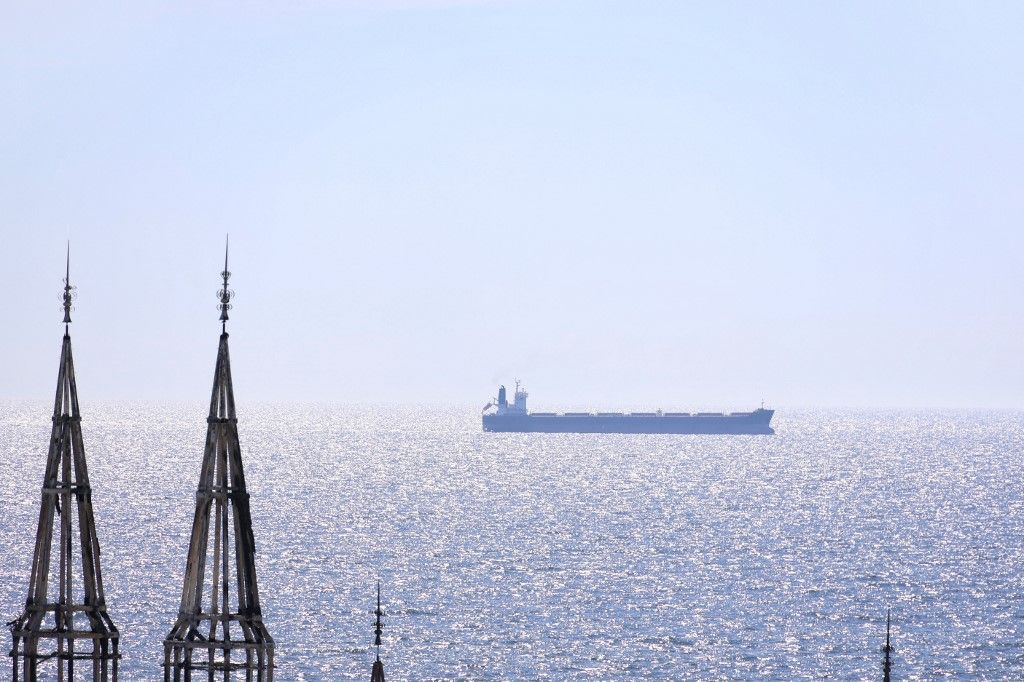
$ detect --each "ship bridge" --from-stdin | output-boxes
[493,381,528,415]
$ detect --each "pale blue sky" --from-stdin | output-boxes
[1,1,1022,408]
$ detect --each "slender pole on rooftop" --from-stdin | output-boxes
[882,609,892,682]
[370,582,386,682]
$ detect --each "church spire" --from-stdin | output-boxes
[9,249,120,681]
[164,244,274,681]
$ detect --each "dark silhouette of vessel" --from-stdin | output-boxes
[482,382,774,434]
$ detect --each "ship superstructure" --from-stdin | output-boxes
[482,382,774,434]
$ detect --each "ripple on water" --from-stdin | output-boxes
[0,404,1022,679]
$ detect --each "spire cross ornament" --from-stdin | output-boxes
[218,235,233,332]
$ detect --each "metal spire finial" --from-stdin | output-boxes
[61,241,75,328]
[217,235,233,332]
[882,608,892,682]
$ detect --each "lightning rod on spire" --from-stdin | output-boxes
[218,235,233,332]
[62,241,75,329]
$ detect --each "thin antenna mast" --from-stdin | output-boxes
[882,609,892,682]
[371,582,386,682]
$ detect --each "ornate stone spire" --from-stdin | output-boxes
[9,249,120,681]
[164,245,274,681]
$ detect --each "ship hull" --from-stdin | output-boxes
[482,410,774,434]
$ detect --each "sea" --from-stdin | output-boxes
[1,403,1022,680]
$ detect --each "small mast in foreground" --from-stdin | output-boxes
[882,609,893,682]
[371,582,386,682]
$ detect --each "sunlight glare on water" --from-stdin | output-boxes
[1,404,1022,680]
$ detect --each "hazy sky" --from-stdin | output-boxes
[2,1,1022,408]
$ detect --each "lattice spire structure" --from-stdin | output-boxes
[164,242,273,680]
[8,247,121,681]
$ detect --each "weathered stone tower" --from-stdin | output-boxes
[8,248,121,681]
[163,242,274,680]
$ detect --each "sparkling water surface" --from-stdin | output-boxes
[1,403,1022,680]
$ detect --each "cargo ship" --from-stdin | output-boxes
[482,383,774,434]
